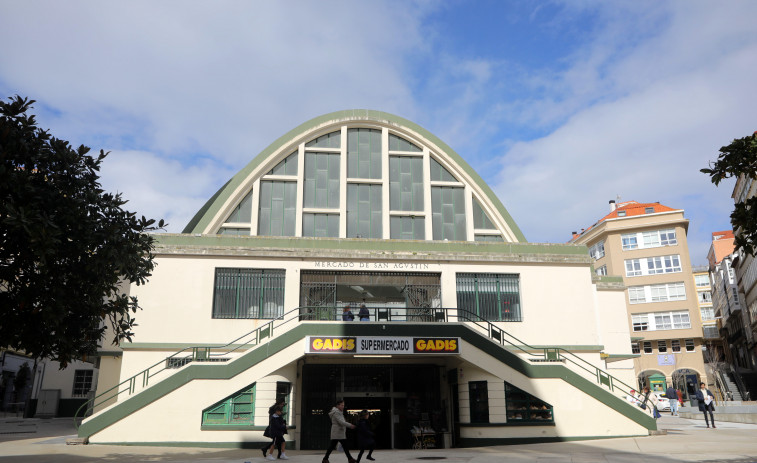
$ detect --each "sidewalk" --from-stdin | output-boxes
[1,414,757,462]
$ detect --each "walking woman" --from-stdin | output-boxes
[323,399,356,463]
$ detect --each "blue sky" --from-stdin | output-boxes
[2,0,756,264]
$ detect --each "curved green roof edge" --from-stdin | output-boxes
[182,109,527,242]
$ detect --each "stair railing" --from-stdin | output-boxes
[457,309,651,416]
[74,306,305,428]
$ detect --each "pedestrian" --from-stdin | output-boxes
[355,410,376,462]
[695,382,716,428]
[342,305,355,322]
[666,385,679,416]
[323,399,356,463]
[358,304,370,322]
[261,399,288,460]
[640,386,661,418]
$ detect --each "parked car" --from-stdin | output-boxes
[655,393,671,411]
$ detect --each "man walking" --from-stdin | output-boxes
[666,385,679,416]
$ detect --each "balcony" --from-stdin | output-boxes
[702,325,720,339]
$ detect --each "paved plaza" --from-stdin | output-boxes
[1,414,756,463]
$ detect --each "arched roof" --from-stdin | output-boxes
[182,109,526,242]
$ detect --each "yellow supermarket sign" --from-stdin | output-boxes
[306,336,460,355]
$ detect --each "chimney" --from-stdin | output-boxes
[609,200,616,212]
[572,231,579,240]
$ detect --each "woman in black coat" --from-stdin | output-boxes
[355,410,375,463]
[695,382,716,428]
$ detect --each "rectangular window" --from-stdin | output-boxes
[698,291,712,304]
[655,313,672,330]
[347,184,382,238]
[643,231,661,248]
[672,340,681,352]
[685,339,695,352]
[625,255,681,277]
[622,233,638,250]
[258,181,297,236]
[672,311,691,329]
[695,274,710,287]
[632,313,649,331]
[643,341,652,354]
[72,370,94,397]
[276,382,292,423]
[456,273,521,322]
[505,382,553,423]
[390,216,425,240]
[635,282,686,303]
[631,343,640,354]
[700,306,715,321]
[212,268,285,319]
[588,241,605,260]
[632,310,691,331]
[645,207,655,214]
[621,229,677,250]
[469,381,489,423]
[431,186,466,240]
[595,265,608,276]
[629,287,646,304]
[304,152,340,208]
[389,156,424,211]
[626,259,642,277]
[347,128,381,179]
[657,340,667,353]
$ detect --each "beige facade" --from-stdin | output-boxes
[573,201,707,399]
[81,111,654,448]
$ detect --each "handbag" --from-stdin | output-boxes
[263,425,271,438]
[639,402,647,410]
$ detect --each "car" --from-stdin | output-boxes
[655,393,671,411]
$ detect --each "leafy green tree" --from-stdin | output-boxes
[702,132,757,255]
[1,96,165,367]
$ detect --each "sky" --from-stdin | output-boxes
[1,0,756,265]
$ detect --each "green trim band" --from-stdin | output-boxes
[155,233,592,261]
[121,343,253,350]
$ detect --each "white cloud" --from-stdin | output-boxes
[491,1,757,260]
[98,150,235,233]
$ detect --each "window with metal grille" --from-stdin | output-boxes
[456,273,521,321]
[631,343,640,354]
[212,268,285,319]
[202,384,255,426]
[468,381,489,423]
[431,186,466,241]
[72,370,93,397]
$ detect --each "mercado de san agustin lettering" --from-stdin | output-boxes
[77,110,654,449]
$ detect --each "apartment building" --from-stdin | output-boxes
[571,200,706,400]
[727,176,757,397]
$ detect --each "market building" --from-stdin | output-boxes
[79,110,653,448]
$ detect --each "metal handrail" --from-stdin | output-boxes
[456,309,651,416]
[729,365,751,401]
[74,306,305,428]
[76,306,652,427]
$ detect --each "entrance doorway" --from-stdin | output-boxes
[300,364,444,450]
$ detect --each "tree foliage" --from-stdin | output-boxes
[701,132,757,255]
[0,96,165,367]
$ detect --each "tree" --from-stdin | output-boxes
[0,96,165,367]
[701,132,757,255]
